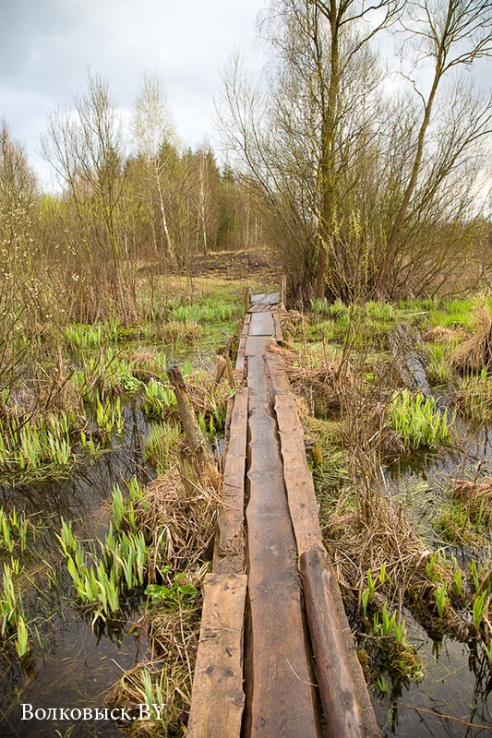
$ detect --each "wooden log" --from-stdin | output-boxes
[273,311,284,343]
[214,388,249,574]
[214,354,227,385]
[168,366,207,455]
[280,275,287,310]
[245,287,253,312]
[187,572,247,738]
[300,550,380,738]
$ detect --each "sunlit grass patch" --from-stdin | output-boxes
[388,389,453,450]
[144,423,181,473]
[425,341,456,385]
[0,411,76,484]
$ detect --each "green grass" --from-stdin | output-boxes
[144,423,181,473]
[389,390,453,450]
[0,412,76,483]
[427,299,475,331]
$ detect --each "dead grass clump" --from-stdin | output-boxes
[450,308,492,374]
[450,477,492,526]
[287,363,354,418]
[453,373,492,422]
[134,467,220,576]
[320,475,470,641]
[422,326,459,343]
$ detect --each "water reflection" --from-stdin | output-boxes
[375,620,492,737]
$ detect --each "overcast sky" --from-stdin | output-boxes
[0,0,268,184]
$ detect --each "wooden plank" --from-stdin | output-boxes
[274,393,325,557]
[236,334,247,371]
[188,572,247,738]
[244,345,319,738]
[245,410,319,738]
[249,311,275,337]
[236,315,251,371]
[215,388,248,574]
[300,550,380,738]
[251,292,280,306]
[264,347,291,396]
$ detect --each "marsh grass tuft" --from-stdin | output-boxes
[389,389,453,450]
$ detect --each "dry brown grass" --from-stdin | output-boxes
[451,307,492,373]
[422,326,459,343]
[287,362,355,418]
[134,465,220,577]
[450,476,492,526]
[107,462,220,735]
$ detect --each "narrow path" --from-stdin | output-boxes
[187,292,380,738]
[244,314,319,738]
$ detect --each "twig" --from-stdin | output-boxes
[398,704,492,731]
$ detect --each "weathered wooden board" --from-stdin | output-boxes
[187,572,247,738]
[215,388,248,574]
[264,348,291,396]
[301,550,380,738]
[250,292,279,306]
[274,393,325,557]
[236,314,251,372]
[245,410,319,738]
[273,312,284,343]
[244,343,319,738]
[248,311,275,337]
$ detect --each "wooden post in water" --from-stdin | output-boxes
[167,366,207,455]
[244,287,252,312]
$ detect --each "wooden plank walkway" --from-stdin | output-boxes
[188,291,380,738]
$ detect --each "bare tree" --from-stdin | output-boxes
[131,73,177,262]
[379,0,492,287]
[42,75,133,322]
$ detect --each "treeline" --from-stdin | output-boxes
[0,74,262,331]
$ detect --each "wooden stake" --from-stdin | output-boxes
[167,366,207,455]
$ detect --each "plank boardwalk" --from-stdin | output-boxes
[188,291,380,738]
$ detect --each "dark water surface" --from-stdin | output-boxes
[380,414,492,736]
[0,399,155,737]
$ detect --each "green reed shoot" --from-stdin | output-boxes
[472,591,490,629]
[389,390,452,450]
[141,380,176,418]
[434,584,447,618]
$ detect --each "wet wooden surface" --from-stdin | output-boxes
[244,350,319,738]
[189,291,379,738]
[215,388,248,574]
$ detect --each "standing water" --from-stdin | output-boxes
[0,398,155,737]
